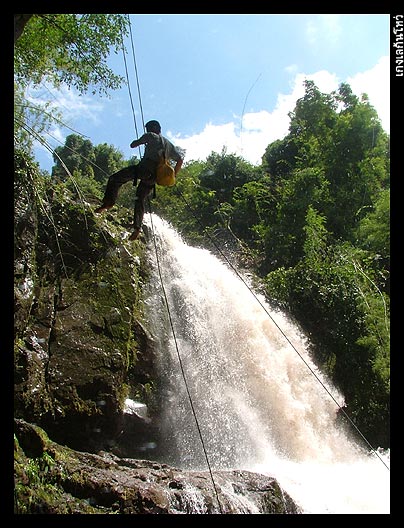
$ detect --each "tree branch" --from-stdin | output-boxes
[14,14,33,42]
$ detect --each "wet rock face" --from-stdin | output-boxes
[13,155,153,455]
[14,420,301,514]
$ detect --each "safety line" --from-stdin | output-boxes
[124,16,224,510]
[240,73,262,156]
[175,188,390,472]
[127,16,145,133]
[120,22,141,157]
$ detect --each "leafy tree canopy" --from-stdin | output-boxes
[52,134,128,184]
[14,13,129,95]
[14,14,130,161]
[199,148,258,203]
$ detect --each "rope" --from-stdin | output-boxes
[127,16,145,132]
[175,188,390,472]
[124,16,224,511]
[120,23,141,158]
[240,73,262,156]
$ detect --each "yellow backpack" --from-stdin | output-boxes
[156,136,176,186]
[156,155,175,186]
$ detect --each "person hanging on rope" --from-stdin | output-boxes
[95,120,184,240]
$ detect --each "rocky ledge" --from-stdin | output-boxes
[14,419,301,514]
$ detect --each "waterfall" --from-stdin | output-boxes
[143,214,390,514]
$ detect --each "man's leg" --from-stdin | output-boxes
[129,181,154,240]
[95,166,136,213]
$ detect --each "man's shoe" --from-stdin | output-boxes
[129,228,141,241]
[95,205,112,214]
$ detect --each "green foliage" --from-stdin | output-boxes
[261,168,330,271]
[14,436,100,514]
[93,143,130,183]
[52,134,96,180]
[200,148,258,203]
[231,178,274,245]
[356,189,390,259]
[14,14,128,94]
[262,137,298,180]
[288,80,337,167]
[158,150,261,247]
[52,134,128,186]
[64,170,104,203]
[268,81,390,242]
[265,230,390,445]
[14,83,63,155]
[14,14,129,161]
[153,160,218,246]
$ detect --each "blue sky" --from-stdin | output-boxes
[29,14,390,172]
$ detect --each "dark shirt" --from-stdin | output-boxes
[138,132,183,163]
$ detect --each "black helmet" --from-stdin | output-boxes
[145,120,161,133]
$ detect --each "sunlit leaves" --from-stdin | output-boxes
[14,14,128,95]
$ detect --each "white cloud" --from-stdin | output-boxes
[167,122,240,163]
[28,57,390,174]
[25,82,104,128]
[171,58,389,167]
[25,82,105,166]
[285,64,299,75]
[347,55,390,132]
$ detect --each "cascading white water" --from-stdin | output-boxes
[143,214,390,514]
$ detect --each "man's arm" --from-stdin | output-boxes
[130,134,148,149]
[174,158,183,175]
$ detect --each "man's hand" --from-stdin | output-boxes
[174,158,183,175]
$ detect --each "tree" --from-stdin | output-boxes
[356,189,390,260]
[93,143,129,184]
[288,79,337,169]
[262,80,389,243]
[14,14,128,95]
[51,134,128,185]
[200,149,257,204]
[14,14,130,160]
[355,188,390,295]
[262,167,331,271]
[52,135,96,180]
[14,14,33,42]
[261,137,298,181]
[231,178,274,246]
